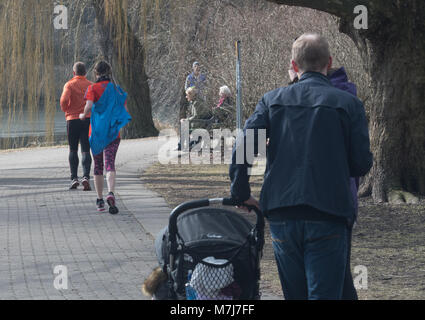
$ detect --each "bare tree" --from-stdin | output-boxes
[267,0,425,203]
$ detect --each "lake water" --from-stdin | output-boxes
[0,107,67,139]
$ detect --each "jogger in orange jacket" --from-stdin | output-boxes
[60,62,93,190]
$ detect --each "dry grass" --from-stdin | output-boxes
[141,161,425,300]
[140,161,283,298]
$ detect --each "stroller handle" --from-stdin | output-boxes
[168,198,265,258]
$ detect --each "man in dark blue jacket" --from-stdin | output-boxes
[229,34,373,300]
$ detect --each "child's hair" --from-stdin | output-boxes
[94,60,112,78]
[142,267,168,298]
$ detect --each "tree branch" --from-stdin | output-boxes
[264,0,392,19]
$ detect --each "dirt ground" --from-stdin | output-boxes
[140,162,425,300]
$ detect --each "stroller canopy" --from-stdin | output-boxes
[176,207,254,247]
[155,207,254,267]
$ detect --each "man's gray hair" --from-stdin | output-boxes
[292,34,330,72]
[73,62,86,76]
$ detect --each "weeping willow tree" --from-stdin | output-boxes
[0,0,159,150]
[92,0,158,138]
[0,0,56,149]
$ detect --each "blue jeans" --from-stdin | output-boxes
[269,219,348,300]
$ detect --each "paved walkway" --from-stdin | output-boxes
[0,138,279,300]
[0,138,170,300]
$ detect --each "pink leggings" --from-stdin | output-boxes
[93,138,120,176]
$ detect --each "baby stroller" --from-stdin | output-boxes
[154,198,264,300]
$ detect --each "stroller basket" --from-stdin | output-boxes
[155,198,264,300]
[189,257,235,300]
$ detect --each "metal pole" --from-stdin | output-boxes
[235,40,242,130]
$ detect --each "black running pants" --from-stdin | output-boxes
[67,118,91,180]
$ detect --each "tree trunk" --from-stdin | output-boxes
[359,38,425,202]
[92,0,158,138]
[342,3,425,203]
[267,0,425,203]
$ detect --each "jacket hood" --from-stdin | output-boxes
[89,83,131,155]
[328,67,357,96]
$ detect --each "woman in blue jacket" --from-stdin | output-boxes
[80,61,131,214]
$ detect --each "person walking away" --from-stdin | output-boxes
[79,61,131,214]
[60,62,93,190]
[288,64,361,299]
[229,34,373,300]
